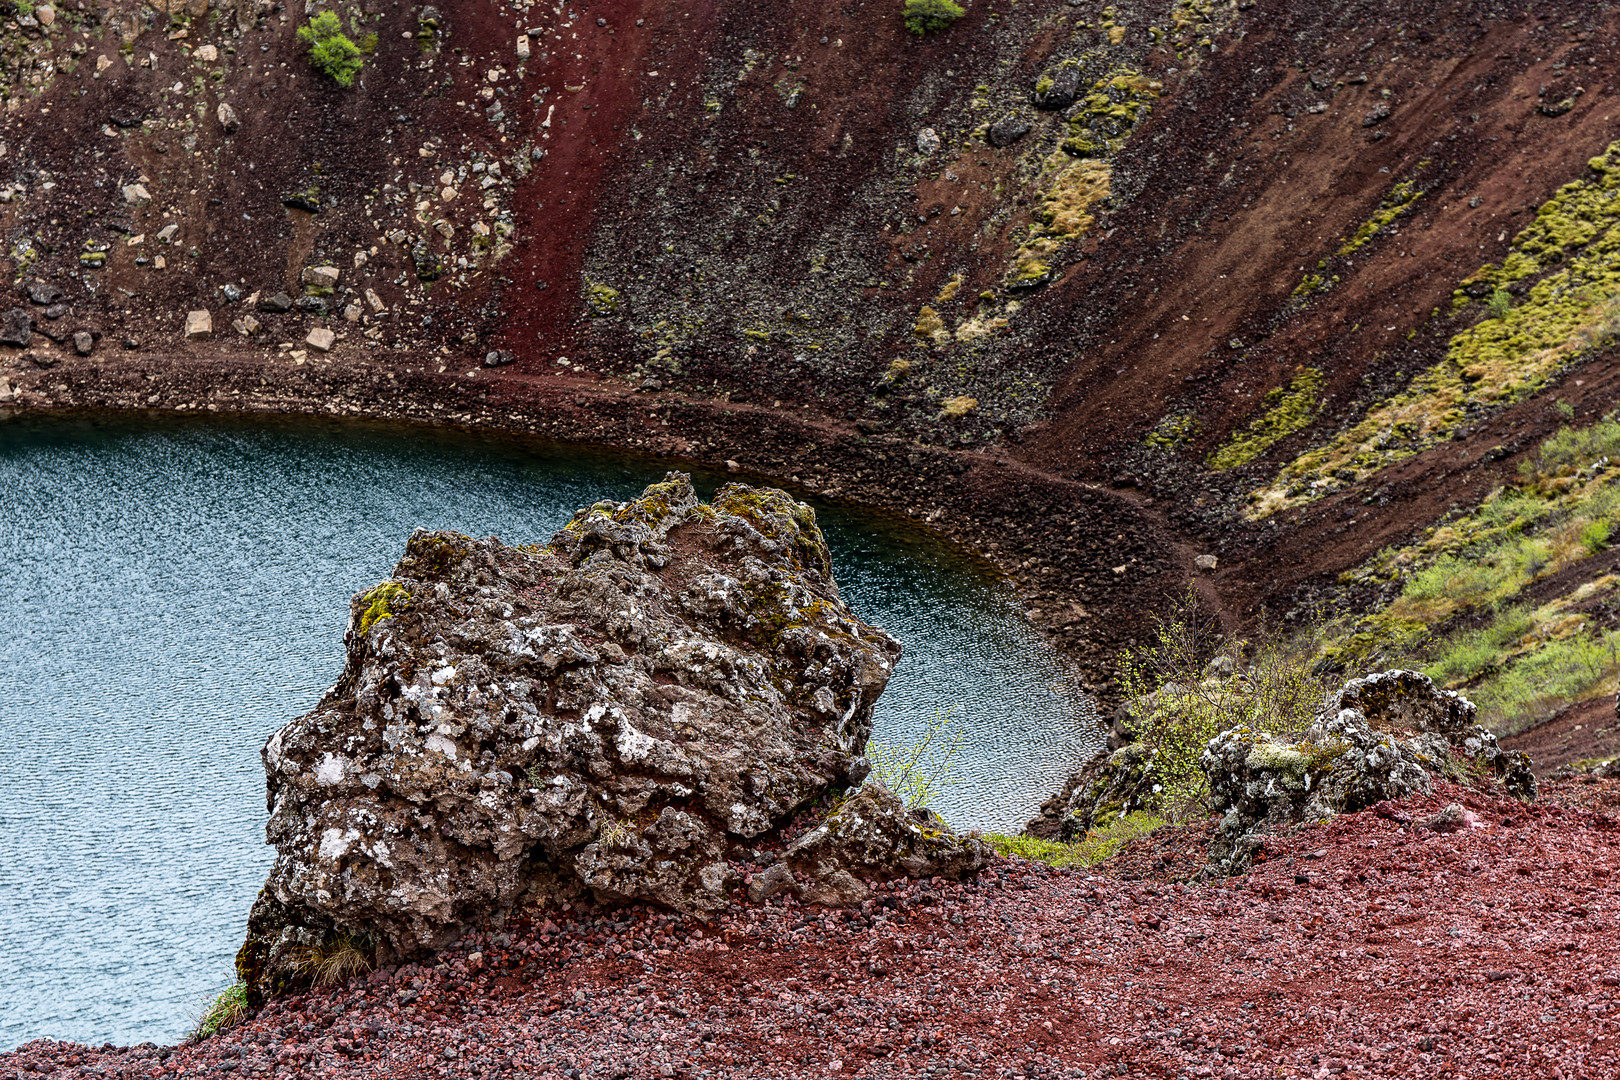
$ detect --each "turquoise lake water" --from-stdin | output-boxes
[0,410,1100,1048]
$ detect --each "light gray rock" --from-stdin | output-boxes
[1202,670,1535,873]
[238,475,900,999]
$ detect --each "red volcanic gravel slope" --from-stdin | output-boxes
[6,782,1619,1080]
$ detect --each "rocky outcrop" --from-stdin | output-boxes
[744,783,989,906]
[1203,670,1536,873]
[1024,742,1156,842]
[237,474,902,1001]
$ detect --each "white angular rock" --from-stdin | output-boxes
[343,302,362,322]
[216,101,239,132]
[516,34,531,60]
[305,327,336,352]
[156,223,179,243]
[194,44,219,63]
[364,288,386,313]
[122,183,151,204]
[183,310,212,339]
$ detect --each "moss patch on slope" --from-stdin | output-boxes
[1250,142,1620,518]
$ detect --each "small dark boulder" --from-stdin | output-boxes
[483,349,516,367]
[257,292,294,314]
[295,295,329,316]
[73,331,95,357]
[0,308,33,348]
[986,114,1034,148]
[1362,103,1391,127]
[282,191,322,214]
[26,280,62,306]
[43,303,68,321]
[1033,64,1082,110]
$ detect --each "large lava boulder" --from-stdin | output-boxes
[237,474,901,1000]
[1203,670,1536,872]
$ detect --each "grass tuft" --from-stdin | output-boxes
[295,933,374,988]
[194,982,248,1039]
[987,812,1167,869]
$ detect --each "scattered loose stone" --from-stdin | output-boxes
[1194,553,1218,571]
[72,331,94,356]
[217,102,239,132]
[483,349,515,366]
[305,327,336,352]
[987,114,1034,148]
[183,310,212,339]
[302,265,341,289]
[1,308,34,347]
[915,127,941,155]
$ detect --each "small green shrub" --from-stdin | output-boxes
[1487,288,1514,319]
[298,11,365,87]
[194,982,248,1039]
[1583,518,1612,553]
[866,708,964,810]
[1118,590,1332,818]
[987,812,1166,869]
[903,0,965,36]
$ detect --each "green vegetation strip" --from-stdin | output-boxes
[1319,415,1620,733]
[1208,367,1324,470]
[986,812,1166,869]
[1250,141,1620,519]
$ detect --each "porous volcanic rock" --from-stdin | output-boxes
[1024,742,1156,842]
[1203,670,1536,872]
[778,782,989,905]
[237,473,901,1001]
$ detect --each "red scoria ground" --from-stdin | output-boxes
[6,780,1620,1080]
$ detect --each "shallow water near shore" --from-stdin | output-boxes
[0,409,1099,1049]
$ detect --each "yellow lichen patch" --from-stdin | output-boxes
[940,395,978,419]
[913,305,950,345]
[357,582,410,636]
[954,306,1012,342]
[1336,173,1426,257]
[1145,411,1198,450]
[1248,142,1620,519]
[1208,368,1325,471]
[1007,156,1111,288]
[934,274,965,304]
[882,358,913,384]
